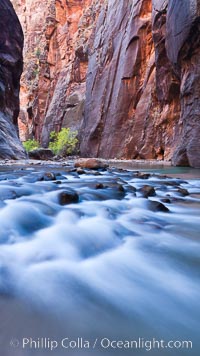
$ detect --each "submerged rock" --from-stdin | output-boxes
[0,189,17,201]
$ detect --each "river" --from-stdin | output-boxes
[0,161,199,355]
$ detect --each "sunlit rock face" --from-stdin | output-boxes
[80,0,179,161]
[81,0,200,167]
[12,0,200,167]
[0,0,26,159]
[11,0,103,145]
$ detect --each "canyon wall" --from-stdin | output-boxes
[12,0,200,167]
[81,0,200,167]
[0,0,25,159]
[11,0,103,145]
[166,0,200,168]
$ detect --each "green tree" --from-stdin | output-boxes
[23,139,40,152]
[49,128,78,156]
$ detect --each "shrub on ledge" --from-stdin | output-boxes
[23,139,40,152]
[49,128,78,156]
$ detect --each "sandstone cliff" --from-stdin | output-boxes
[12,0,200,167]
[81,0,200,168]
[0,0,25,159]
[11,0,102,146]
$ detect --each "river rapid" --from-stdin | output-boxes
[0,161,199,356]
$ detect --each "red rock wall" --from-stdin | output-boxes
[11,0,102,145]
[80,0,180,161]
[11,0,200,167]
[81,0,200,167]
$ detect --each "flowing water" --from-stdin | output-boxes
[0,162,200,356]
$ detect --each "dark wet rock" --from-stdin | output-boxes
[135,172,151,180]
[95,183,104,189]
[108,167,129,174]
[118,184,125,193]
[53,181,62,185]
[95,181,125,194]
[148,201,169,213]
[90,171,102,176]
[163,181,179,187]
[29,148,54,160]
[66,168,77,173]
[58,190,79,205]
[78,180,126,202]
[74,158,108,170]
[76,168,86,175]
[161,198,171,204]
[123,184,137,194]
[105,183,125,194]
[176,188,189,196]
[139,185,156,198]
[39,172,56,181]
[159,175,169,179]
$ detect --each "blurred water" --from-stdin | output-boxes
[0,165,199,355]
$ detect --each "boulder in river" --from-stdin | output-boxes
[29,148,54,160]
[135,172,151,179]
[148,201,169,213]
[139,185,156,198]
[58,190,79,205]
[161,198,171,204]
[177,188,189,196]
[74,158,108,170]
[76,168,86,175]
[95,183,104,189]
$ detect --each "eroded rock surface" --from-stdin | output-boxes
[166,0,200,168]
[81,0,200,167]
[0,0,25,159]
[11,0,103,145]
[11,0,200,167]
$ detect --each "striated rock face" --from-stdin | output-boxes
[81,0,200,167]
[0,0,25,159]
[12,0,200,167]
[166,0,200,168]
[11,0,103,146]
[80,0,179,160]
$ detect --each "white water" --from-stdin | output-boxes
[0,166,200,355]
